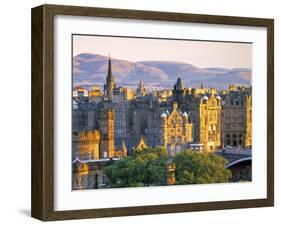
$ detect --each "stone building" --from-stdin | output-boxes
[72,162,89,190]
[245,95,252,147]
[89,85,102,97]
[111,88,131,140]
[172,79,222,152]
[72,98,92,132]
[102,56,133,144]
[221,85,252,148]
[73,86,88,97]
[72,158,121,190]
[73,130,101,160]
[73,61,251,158]
[99,108,115,158]
[159,102,193,156]
[198,94,222,152]
[72,93,102,133]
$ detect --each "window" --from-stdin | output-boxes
[226,134,231,145]
[177,137,182,144]
[239,134,243,145]
[209,132,212,141]
[232,134,237,146]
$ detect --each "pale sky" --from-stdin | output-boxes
[73,35,252,69]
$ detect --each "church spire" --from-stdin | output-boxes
[104,54,116,100]
[107,54,114,83]
[136,80,146,96]
[201,81,205,89]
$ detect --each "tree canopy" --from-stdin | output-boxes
[174,150,231,184]
[103,147,168,187]
[103,148,231,188]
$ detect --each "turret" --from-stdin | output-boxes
[173,77,185,106]
[201,95,209,104]
[216,95,222,105]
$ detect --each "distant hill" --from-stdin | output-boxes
[73,53,251,90]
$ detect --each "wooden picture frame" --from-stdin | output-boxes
[31,4,274,221]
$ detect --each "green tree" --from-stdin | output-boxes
[103,147,168,188]
[174,150,231,184]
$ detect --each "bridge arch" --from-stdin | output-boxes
[226,157,252,168]
[226,157,252,182]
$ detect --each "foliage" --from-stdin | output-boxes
[104,147,231,188]
[103,147,168,188]
[174,150,231,184]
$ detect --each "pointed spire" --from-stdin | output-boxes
[107,54,114,83]
[104,54,116,100]
[201,81,205,89]
[139,80,143,87]
[136,80,146,96]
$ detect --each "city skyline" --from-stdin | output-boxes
[72,35,252,190]
[73,35,252,69]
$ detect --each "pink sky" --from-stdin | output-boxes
[73,35,251,69]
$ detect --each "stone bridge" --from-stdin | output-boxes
[225,157,252,182]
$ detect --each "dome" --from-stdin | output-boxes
[161,112,167,118]
[202,95,209,100]
[182,112,188,117]
[216,95,222,100]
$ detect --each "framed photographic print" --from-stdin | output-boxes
[31,4,274,221]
